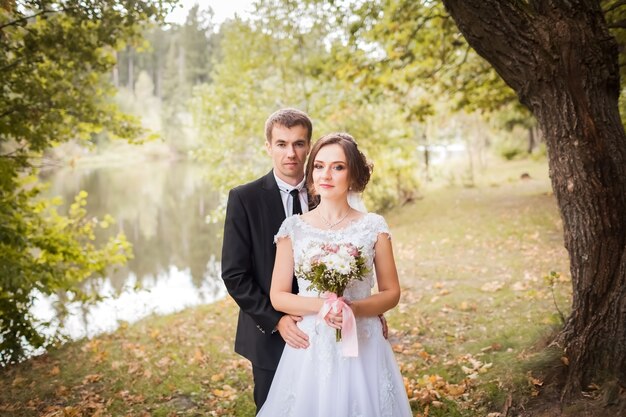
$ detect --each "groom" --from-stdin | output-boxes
[221,108,313,411]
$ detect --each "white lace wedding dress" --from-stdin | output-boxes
[257,213,412,417]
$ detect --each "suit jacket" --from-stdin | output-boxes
[221,170,295,370]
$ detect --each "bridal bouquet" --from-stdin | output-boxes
[296,241,368,346]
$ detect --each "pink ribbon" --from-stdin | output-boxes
[317,293,358,357]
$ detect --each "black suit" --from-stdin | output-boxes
[221,170,296,409]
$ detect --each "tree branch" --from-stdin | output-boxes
[0,5,80,31]
[452,44,472,72]
[0,108,17,119]
[0,57,22,73]
[608,19,626,28]
[441,0,538,96]
[603,0,626,14]
[0,144,28,159]
[0,9,53,30]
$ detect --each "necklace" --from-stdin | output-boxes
[319,210,350,229]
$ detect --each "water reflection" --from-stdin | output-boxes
[35,161,226,340]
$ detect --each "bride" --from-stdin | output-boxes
[257,132,412,416]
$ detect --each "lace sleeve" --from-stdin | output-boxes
[274,215,297,243]
[371,213,392,240]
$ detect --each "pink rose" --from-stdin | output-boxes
[323,244,339,253]
[345,244,359,257]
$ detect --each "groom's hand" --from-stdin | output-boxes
[379,314,389,339]
[276,315,309,349]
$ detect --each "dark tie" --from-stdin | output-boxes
[289,188,302,294]
[290,189,302,215]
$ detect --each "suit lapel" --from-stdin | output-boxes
[262,170,299,294]
[261,170,286,231]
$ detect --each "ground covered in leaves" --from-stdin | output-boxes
[4,158,613,416]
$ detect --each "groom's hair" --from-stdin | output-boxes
[306,132,372,194]
[265,108,313,144]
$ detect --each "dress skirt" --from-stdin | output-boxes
[257,314,412,417]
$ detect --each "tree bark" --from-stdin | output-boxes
[442,0,626,399]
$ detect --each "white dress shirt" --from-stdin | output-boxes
[273,171,308,217]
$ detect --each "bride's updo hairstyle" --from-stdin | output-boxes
[306,132,373,195]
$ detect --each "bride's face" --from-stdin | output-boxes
[312,143,350,199]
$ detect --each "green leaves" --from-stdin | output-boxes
[0,0,175,365]
[191,2,422,211]
[0,178,133,364]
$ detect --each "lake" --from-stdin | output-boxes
[34,160,227,340]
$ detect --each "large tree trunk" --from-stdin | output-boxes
[442,0,626,399]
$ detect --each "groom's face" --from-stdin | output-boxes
[266,124,310,186]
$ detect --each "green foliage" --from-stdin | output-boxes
[313,102,422,211]
[350,0,626,134]
[327,0,626,139]
[334,1,518,116]
[191,1,421,212]
[0,185,132,364]
[487,103,537,159]
[180,5,216,87]
[159,5,219,150]
[191,18,279,192]
[495,138,527,161]
[604,1,626,92]
[0,0,175,364]
[543,271,566,325]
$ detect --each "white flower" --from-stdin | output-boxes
[323,252,353,275]
[335,262,351,275]
[299,260,312,273]
[337,244,352,260]
[322,253,341,271]
[306,244,325,260]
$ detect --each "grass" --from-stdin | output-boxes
[1,156,575,416]
[387,158,572,415]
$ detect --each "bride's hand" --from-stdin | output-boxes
[324,310,343,329]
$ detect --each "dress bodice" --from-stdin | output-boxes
[274,212,391,301]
